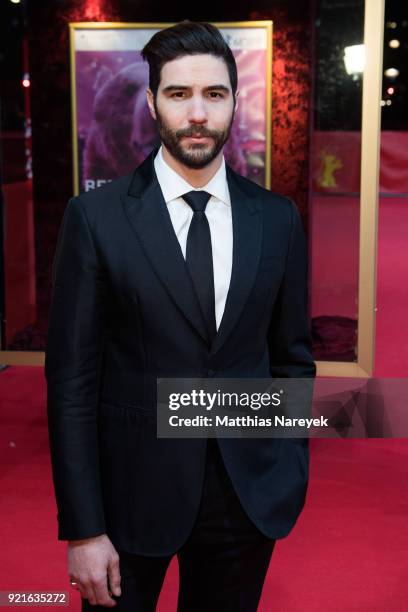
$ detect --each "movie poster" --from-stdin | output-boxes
[69,22,272,194]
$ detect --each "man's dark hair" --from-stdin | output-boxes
[141,20,238,99]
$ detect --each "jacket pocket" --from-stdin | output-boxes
[100,398,150,411]
[99,400,154,427]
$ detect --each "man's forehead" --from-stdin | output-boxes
[160,54,230,83]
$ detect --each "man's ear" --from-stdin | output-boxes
[146,88,157,120]
[234,89,240,114]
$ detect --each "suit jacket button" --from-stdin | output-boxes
[207,369,215,377]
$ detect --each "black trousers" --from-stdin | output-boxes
[82,439,276,611]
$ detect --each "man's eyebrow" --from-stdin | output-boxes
[162,84,231,94]
[205,85,230,93]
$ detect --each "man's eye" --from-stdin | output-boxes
[171,92,185,98]
[209,92,223,98]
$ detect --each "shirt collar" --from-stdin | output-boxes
[154,145,230,206]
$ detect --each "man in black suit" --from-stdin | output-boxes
[46,20,315,612]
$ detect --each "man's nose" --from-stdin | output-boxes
[187,97,208,123]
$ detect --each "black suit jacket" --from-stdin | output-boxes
[45,148,316,555]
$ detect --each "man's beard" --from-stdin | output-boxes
[154,100,235,169]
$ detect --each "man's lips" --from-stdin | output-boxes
[183,135,211,141]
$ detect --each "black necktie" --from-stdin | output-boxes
[182,190,217,344]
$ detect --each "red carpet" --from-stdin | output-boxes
[1,365,408,610]
[1,186,407,608]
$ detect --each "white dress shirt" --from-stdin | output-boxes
[154,146,233,331]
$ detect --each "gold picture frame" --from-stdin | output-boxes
[315,0,384,378]
[68,20,273,195]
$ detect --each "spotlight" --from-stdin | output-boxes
[384,67,399,78]
[344,44,365,76]
[389,39,400,48]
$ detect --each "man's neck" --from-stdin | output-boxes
[161,145,223,188]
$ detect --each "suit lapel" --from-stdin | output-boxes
[120,149,210,345]
[120,149,263,354]
[211,165,263,355]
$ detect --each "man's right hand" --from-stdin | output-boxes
[68,534,121,607]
